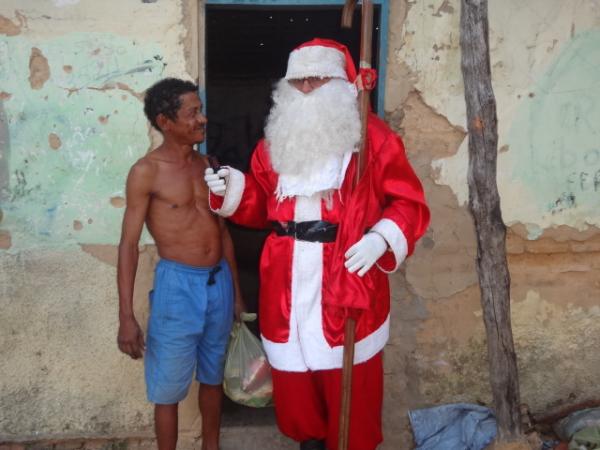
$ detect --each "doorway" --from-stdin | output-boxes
[203,0,386,425]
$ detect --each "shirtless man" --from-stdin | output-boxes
[117,78,243,450]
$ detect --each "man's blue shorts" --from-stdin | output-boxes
[144,258,234,405]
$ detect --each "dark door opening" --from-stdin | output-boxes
[205,4,381,425]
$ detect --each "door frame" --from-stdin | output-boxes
[198,0,390,153]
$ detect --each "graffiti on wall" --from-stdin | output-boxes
[504,29,600,228]
[0,32,165,250]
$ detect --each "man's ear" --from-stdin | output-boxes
[156,113,170,132]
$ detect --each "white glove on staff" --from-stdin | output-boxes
[204,167,230,196]
[344,232,388,277]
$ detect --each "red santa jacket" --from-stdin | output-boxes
[211,113,429,371]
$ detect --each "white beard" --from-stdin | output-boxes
[265,78,361,200]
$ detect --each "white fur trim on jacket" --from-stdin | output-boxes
[208,166,245,217]
[260,194,389,372]
[285,45,348,81]
[276,152,353,200]
[262,316,390,372]
[371,218,408,273]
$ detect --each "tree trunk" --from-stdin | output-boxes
[460,0,522,442]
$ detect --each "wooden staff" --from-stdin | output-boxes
[339,2,374,449]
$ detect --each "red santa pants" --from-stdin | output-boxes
[271,352,383,450]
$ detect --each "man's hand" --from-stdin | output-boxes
[344,232,388,277]
[117,317,145,359]
[234,294,246,323]
[204,167,229,196]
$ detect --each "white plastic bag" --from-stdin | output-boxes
[223,313,273,407]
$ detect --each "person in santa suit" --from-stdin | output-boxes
[204,38,430,450]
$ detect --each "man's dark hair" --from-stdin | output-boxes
[143,78,199,131]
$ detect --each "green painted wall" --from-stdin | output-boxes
[507,30,600,220]
[0,32,163,250]
[0,0,203,443]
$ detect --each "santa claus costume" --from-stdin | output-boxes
[209,39,429,450]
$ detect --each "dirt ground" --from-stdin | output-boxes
[0,420,552,450]
[0,424,296,450]
[486,443,533,450]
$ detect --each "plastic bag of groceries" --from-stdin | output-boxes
[223,312,273,407]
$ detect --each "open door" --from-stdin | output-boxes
[203,0,386,424]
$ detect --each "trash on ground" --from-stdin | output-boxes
[408,402,497,450]
[554,408,600,442]
[568,425,600,449]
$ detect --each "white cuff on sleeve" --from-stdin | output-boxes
[210,166,245,217]
[371,218,408,273]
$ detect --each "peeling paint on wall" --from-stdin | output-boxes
[0,33,165,250]
[28,47,50,90]
[397,0,464,127]
[413,0,600,236]
[502,29,600,229]
[0,0,195,443]
[434,28,600,235]
[394,0,600,422]
[48,133,61,150]
[0,12,26,36]
[110,196,125,208]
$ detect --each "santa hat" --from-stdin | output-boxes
[284,38,357,82]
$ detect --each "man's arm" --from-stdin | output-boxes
[117,159,154,359]
[219,218,245,321]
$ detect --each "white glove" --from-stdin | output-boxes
[344,232,388,277]
[204,167,230,196]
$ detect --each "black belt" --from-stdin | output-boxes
[272,220,338,243]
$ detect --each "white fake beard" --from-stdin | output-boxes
[265,78,361,180]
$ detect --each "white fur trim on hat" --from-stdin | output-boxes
[285,45,348,81]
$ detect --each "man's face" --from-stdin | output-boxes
[265,77,360,181]
[162,92,207,144]
[288,76,332,94]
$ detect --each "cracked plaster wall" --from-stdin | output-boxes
[0,0,205,442]
[0,0,194,250]
[387,0,600,436]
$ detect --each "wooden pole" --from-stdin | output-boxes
[341,0,373,184]
[339,2,374,449]
[460,0,522,442]
[339,318,355,450]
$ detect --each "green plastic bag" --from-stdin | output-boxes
[569,426,600,449]
[223,313,273,408]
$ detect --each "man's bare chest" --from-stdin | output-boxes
[150,164,207,210]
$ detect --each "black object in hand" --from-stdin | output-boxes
[208,155,221,172]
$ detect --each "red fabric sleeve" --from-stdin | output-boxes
[228,141,273,230]
[376,131,430,257]
[324,115,430,310]
[209,193,224,210]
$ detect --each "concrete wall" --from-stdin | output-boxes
[0,0,200,442]
[382,1,600,446]
[1,0,600,448]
